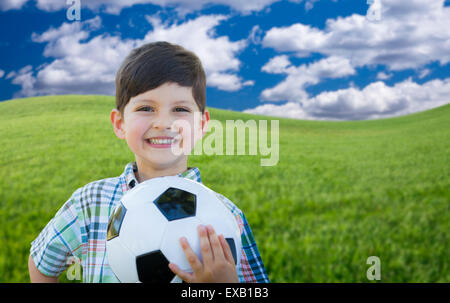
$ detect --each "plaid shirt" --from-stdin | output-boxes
[30,162,269,283]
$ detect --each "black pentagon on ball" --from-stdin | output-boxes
[154,187,196,221]
[225,238,238,265]
[107,202,127,241]
[136,250,175,283]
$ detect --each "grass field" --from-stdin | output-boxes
[0,95,448,282]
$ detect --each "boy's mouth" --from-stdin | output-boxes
[145,136,179,148]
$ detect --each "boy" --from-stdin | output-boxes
[28,41,269,283]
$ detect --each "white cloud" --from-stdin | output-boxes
[260,55,355,102]
[244,102,311,120]
[31,16,101,44]
[0,69,4,78]
[244,77,450,120]
[9,14,249,97]
[242,80,255,86]
[376,72,392,80]
[261,55,291,74]
[3,0,281,14]
[9,17,138,97]
[207,73,243,91]
[143,14,248,91]
[3,0,327,14]
[262,0,450,71]
[0,0,28,11]
[8,65,36,97]
[253,0,450,119]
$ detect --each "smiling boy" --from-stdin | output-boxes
[28,41,269,283]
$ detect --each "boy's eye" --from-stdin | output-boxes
[174,107,190,112]
[136,106,190,112]
[137,106,153,112]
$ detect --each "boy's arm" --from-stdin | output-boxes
[28,255,58,283]
[237,212,270,283]
[30,189,83,281]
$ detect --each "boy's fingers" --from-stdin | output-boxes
[206,225,225,261]
[180,237,203,273]
[168,263,194,283]
[198,225,213,266]
[219,234,235,264]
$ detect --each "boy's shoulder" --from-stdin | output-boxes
[73,176,124,200]
[75,162,136,198]
[64,163,136,213]
[58,176,124,218]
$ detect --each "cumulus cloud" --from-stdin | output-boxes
[207,73,244,91]
[251,0,450,119]
[244,77,450,120]
[5,0,449,121]
[7,16,135,98]
[376,72,392,80]
[260,55,355,102]
[1,0,281,14]
[2,0,328,14]
[31,17,101,44]
[143,14,248,91]
[262,0,450,71]
[8,14,249,97]
[0,0,28,11]
[7,65,36,97]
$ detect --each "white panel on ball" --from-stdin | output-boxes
[106,237,139,283]
[161,216,203,272]
[196,190,240,237]
[119,202,168,256]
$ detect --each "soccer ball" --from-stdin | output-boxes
[106,176,241,283]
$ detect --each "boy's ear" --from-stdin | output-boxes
[111,109,126,139]
[201,109,210,137]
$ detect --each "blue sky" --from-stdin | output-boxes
[0,0,449,120]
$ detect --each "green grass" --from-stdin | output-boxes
[0,95,448,282]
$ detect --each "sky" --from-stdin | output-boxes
[0,0,449,120]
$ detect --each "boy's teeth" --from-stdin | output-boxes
[148,138,175,144]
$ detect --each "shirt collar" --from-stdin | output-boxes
[122,162,202,191]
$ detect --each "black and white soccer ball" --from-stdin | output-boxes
[106,176,241,283]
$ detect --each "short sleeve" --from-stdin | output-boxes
[30,190,83,277]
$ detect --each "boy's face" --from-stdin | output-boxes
[111,82,209,173]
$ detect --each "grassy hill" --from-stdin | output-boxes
[0,95,448,282]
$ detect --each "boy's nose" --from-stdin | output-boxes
[151,113,173,130]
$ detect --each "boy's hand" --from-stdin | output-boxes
[168,224,239,283]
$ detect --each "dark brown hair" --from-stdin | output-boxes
[115,41,206,115]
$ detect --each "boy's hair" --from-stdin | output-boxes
[115,41,206,115]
